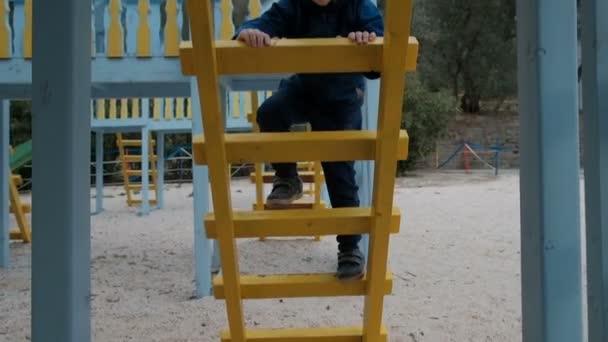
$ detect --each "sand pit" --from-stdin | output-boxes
[0,170,522,341]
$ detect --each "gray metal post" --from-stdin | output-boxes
[191,79,212,297]
[31,0,92,339]
[156,132,165,209]
[0,100,9,267]
[95,131,104,214]
[139,126,150,215]
[582,0,608,340]
[516,0,583,341]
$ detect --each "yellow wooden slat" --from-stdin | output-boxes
[96,100,106,120]
[220,326,387,342]
[126,184,157,190]
[186,0,246,340]
[0,0,9,58]
[164,97,173,120]
[120,99,129,119]
[213,273,393,299]
[179,38,419,76]
[364,1,415,340]
[132,98,140,118]
[175,97,185,120]
[136,0,151,57]
[186,98,192,119]
[250,92,265,211]
[249,0,261,18]
[250,171,324,184]
[220,0,233,40]
[116,133,134,205]
[124,155,157,162]
[23,0,32,58]
[153,98,161,120]
[108,0,124,57]
[164,0,179,56]
[9,204,31,214]
[9,172,31,242]
[193,130,409,164]
[205,207,400,239]
[231,94,240,118]
[126,170,158,176]
[109,99,117,119]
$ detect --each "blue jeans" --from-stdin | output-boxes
[256,77,363,252]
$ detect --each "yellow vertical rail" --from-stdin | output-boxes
[187,0,246,340]
[220,0,233,40]
[9,174,31,243]
[109,99,117,119]
[176,98,185,120]
[136,0,151,57]
[251,92,264,211]
[0,0,9,58]
[153,98,161,120]
[186,98,192,119]
[249,0,261,18]
[108,0,124,57]
[96,100,106,120]
[116,133,134,206]
[363,1,414,341]
[23,0,32,58]
[164,97,173,120]
[132,98,140,118]
[120,99,129,119]
[164,0,179,56]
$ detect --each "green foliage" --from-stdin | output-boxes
[399,75,458,172]
[412,0,517,113]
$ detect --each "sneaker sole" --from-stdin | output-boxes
[266,192,304,208]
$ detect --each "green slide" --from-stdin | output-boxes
[9,140,32,172]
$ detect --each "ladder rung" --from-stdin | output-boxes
[125,170,158,176]
[10,229,23,240]
[9,204,31,214]
[121,139,156,147]
[124,155,158,162]
[205,207,400,239]
[130,199,158,205]
[220,326,387,342]
[126,184,157,190]
[11,174,23,185]
[250,171,324,184]
[193,130,409,164]
[180,37,418,76]
[264,200,324,210]
[213,273,392,299]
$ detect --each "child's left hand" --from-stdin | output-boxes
[347,31,377,44]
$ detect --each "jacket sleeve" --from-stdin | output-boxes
[358,1,384,79]
[233,0,294,39]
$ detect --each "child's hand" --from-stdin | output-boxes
[237,29,272,48]
[347,31,377,45]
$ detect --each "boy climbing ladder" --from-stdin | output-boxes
[179,0,418,340]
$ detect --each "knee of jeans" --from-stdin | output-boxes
[256,102,275,131]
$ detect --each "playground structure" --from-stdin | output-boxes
[0,0,607,341]
[7,140,31,242]
[436,142,511,175]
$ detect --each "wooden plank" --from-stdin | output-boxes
[205,207,401,239]
[107,0,124,58]
[193,131,409,164]
[364,1,415,340]
[164,0,179,56]
[125,169,157,176]
[120,99,128,119]
[220,326,387,342]
[108,99,117,119]
[186,0,246,340]
[136,0,151,57]
[250,171,324,184]
[23,0,32,58]
[0,0,9,58]
[213,273,393,299]
[124,155,157,162]
[179,38,419,76]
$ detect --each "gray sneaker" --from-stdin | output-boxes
[266,177,303,208]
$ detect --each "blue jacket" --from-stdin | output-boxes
[234,0,384,103]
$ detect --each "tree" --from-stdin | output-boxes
[411,0,517,113]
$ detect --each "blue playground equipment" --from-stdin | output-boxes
[0,0,606,341]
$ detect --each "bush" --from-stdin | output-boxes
[399,75,458,172]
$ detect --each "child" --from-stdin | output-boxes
[235,0,384,280]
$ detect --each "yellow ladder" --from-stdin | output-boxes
[8,173,31,243]
[180,0,418,340]
[116,133,158,207]
[246,94,323,242]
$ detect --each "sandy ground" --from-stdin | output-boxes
[0,170,523,341]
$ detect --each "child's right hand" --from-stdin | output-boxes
[236,29,272,48]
